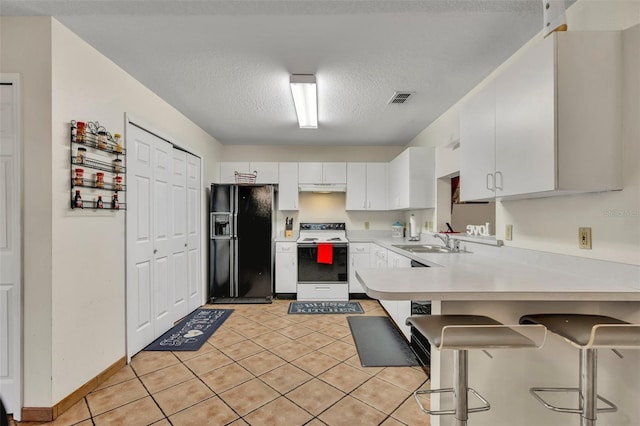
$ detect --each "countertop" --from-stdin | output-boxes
[352,235,640,302]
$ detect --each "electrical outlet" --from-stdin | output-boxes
[505,224,513,241]
[579,227,592,249]
[364,221,370,230]
[425,221,432,231]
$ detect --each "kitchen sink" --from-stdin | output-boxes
[392,244,468,253]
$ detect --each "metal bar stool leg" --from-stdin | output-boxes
[581,348,597,426]
[454,349,469,425]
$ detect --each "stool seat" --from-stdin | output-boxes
[407,314,540,350]
[520,314,640,348]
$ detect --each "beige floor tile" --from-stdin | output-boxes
[251,330,292,349]
[172,341,216,362]
[234,322,273,339]
[285,378,345,416]
[318,324,352,339]
[376,367,429,392]
[183,347,234,375]
[228,419,249,425]
[219,339,265,361]
[153,378,215,416]
[298,331,336,350]
[86,378,148,415]
[244,396,313,425]
[92,396,164,426]
[318,363,372,393]
[169,396,238,425]
[219,378,280,416]
[95,365,136,391]
[237,351,286,376]
[318,395,387,426]
[291,351,341,376]
[391,395,431,426]
[261,316,295,330]
[277,324,316,339]
[207,329,247,348]
[241,311,281,323]
[49,398,91,425]
[317,340,357,361]
[200,362,254,393]
[131,351,180,376]
[350,376,411,415]
[304,419,328,426]
[150,420,172,426]
[344,355,385,376]
[139,362,195,394]
[380,416,408,425]
[300,318,335,331]
[259,364,313,394]
[269,340,314,362]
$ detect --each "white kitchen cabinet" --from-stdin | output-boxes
[370,245,388,269]
[348,243,370,293]
[387,250,412,268]
[388,147,435,210]
[382,250,412,339]
[460,31,622,201]
[346,163,388,211]
[278,162,299,210]
[298,162,346,184]
[219,162,279,184]
[275,242,297,293]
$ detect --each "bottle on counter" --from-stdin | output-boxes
[96,195,104,209]
[74,190,83,209]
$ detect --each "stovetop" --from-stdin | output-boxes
[297,222,348,244]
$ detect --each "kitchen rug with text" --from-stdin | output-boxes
[288,301,364,314]
[144,308,233,351]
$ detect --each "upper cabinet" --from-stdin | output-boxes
[346,163,388,211]
[388,147,435,210]
[298,162,346,184]
[460,31,622,202]
[278,162,299,210]
[219,162,279,184]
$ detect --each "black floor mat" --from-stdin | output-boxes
[347,316,420,367]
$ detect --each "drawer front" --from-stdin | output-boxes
[349,243,370,254]
[297,283,348,301]
[276,242,296,253]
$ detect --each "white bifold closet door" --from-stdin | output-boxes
[126,123,201,358]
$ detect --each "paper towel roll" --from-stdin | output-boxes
[409,215,418,238]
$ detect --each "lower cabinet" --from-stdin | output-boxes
[275,242,296,294]
[381,249,412,340]
[297,283,349,301]
[349,243,370,293]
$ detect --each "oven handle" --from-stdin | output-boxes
[297,243,349,248]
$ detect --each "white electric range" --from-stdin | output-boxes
[296,223,349,301]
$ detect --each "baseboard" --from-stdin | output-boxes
[21,356,126,422]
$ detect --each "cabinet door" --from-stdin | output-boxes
[298,162,323,184]
[388,251,411,268]
[495,35,555,197]
[220,162,250,184]
[349,243,370,293]
[388,151,407,209]
[346,163,367,210]
[275,244,297,293]
[395,301,412,340]
[460,83,496,201]
[366,163,388,210]
[278,163,299,210]
[322,162,347,183]
[251,162,279,184]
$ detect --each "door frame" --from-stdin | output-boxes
[0,73,22,419]
[124,114,204,360]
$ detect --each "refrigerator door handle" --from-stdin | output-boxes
[232,185,239,297]
[210,213,215,239]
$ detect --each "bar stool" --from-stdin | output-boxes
[406,315,545,426]
[519,314,640,426]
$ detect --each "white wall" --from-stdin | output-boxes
[1,16,223,408]
[0,16,54,409]
[407,0,640,265]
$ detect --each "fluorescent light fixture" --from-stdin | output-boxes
[290,74,318,129]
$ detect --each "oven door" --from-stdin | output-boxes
[297,243,348,283]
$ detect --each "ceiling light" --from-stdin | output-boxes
[290,74,318,129]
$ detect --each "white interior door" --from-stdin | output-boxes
[0,76,21,419]
[171,149,188,319]
[186,153,202,310]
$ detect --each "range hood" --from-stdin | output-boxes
[298,183,347,193]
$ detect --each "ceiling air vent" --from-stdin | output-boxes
[388,92,414,104]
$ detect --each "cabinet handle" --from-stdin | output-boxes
[153,249,158,254]
[368,201,371,209]
[315,286,330,290]
[495,171,503,191]
[486,173,495,191]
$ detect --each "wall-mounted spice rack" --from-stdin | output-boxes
[70,120,126,211]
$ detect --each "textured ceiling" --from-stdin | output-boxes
[1,1,553,146]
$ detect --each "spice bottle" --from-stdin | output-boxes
[96,195,104,209]
[74,168,84,185]
[76,122,86,143]
[112,193,120,210]
[96,172,105,188]
[74,190,83,208]
[114,175,123,191]
[97,131,107,150]
[76,147,87,164]
[114,133,122,153]
[113,158,122,173]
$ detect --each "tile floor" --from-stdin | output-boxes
[17,299,431,426]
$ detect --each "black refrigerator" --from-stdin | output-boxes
[209,184,274,303]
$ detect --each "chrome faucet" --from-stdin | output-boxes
[433,233,451,249]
